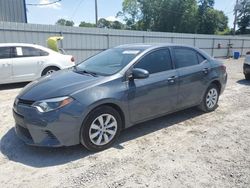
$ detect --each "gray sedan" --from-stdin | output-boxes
[13,43,227,151]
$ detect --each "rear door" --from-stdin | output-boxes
[172,47,211,108]
[128,48,179,123]
[12,46,48,81]
[0,47,12,84]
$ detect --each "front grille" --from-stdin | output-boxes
[18,98,35,106]
[17,125,32,140]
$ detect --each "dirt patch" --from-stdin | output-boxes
[0,59,249,188]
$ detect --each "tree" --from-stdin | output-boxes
[117,0,141,29]
[97,18,111,28]
[79,21,96,28]
[237,0,250,34]
[118,0,229,34]
[111,21,124,29]
[197,0,228,34]
[157,0,199,33]
[97,18,124,29]
[55,19,74,26]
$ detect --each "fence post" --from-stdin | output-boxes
[107,34,110,48]
[211,38,215,57]
[241,39,244,56]
[60,31,63,49]
[193,37,196,47]
[171,37,174,43]
[142,35,145,43]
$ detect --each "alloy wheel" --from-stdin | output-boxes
[206,88,218,109]
[89,114,118,146]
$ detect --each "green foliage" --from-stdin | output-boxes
[117,0,141,29]
[237,0,250,34]
[79,22,96,28]
[97,18,124,29]
[55,19,74,26]
[198,8,229,34]
[119,0,229,34]
[215,28,233,35]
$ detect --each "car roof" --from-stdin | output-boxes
[0,43,44,48]
[115,43,195,50]
[0,43,60,54]
[115,43,212,60]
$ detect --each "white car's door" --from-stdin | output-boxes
[12,46,48,82]
[0,47,12,84]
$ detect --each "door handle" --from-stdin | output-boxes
[203,68,210,74]
[167,76,178,83]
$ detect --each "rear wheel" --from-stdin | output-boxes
[245,74,250,80]
[199,83,219,112]
[41,67,60,76]
[80,106,122,151]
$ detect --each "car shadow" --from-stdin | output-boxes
[237,79,250,86]
[0,107,203,168]
[0,82,30,90]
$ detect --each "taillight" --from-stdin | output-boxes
[71,56,75,63]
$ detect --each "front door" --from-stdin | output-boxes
[128,48,179,123]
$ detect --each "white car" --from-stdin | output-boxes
[0,43,75,84]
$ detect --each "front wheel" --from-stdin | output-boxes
[198,84,219,112]
[80,106,122,151]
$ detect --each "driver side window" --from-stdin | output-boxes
[134,49,172,74]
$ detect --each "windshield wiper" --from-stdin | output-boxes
[74,67,98,77]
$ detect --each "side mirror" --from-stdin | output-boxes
[131,68,149,79]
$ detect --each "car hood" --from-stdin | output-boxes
[18,69,105,101]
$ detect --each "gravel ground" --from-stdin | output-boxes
[0,58,249,188]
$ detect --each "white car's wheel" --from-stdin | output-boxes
[42,67,60,76]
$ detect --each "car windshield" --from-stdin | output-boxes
[75,48,142,76]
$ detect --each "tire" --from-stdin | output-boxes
[245,74,250,80]
[80,106,122,151]
[41,66,60,76]
[198,83,219,112]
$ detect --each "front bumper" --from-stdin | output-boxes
[13,98,84,147]
[243,63,250,75]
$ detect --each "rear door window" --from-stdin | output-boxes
[0,47,11,59]
[14,47,49,57]
[173,48,199,68]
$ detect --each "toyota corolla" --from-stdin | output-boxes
[13,44,227,151]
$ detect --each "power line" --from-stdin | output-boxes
[70,0,85,20]
[26,0,62,6]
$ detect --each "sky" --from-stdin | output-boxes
[25,0,237,28]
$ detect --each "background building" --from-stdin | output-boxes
[0,0,27,23]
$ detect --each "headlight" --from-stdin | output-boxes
[32,96,74,113]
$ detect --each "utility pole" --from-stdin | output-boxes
[95,0,98,27]
[233,0,239,35]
